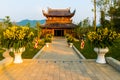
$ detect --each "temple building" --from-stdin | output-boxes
[42,8,76,36]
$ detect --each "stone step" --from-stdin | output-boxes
[22,59,96,63]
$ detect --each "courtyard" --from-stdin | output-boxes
[0,38,120,80]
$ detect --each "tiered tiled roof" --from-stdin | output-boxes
[42,8,75,17]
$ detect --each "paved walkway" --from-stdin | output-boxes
[37,37,80,60]
[0,37,120,80]
[0,59,120,80]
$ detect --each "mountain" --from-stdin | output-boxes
[0,18,3,22]
[17,19,46,27]
[97,23,101,27]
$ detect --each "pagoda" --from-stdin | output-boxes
[42,8,76,36]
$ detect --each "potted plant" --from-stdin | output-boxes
[1,26,34,63]
[44,34,52,47]
[87,28,120,63]
[65,33,70,39]
[67,36,74,47]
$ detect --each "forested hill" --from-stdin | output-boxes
[17,19,45,27]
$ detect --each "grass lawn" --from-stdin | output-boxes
[106,40,120,60]
[74,39,120,61]
[0,39,45,60]
[22,47,41,59]
[0,44,43,61]
[9,45,43,59]
[74,40,97,59]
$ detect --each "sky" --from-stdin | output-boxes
[0,0,100,24]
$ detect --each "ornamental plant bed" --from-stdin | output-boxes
[73,39,120,61]
[74,40,97,59]
[87,28,120,63]
[1,26,35,63]
[87,28,120,48]
[9,45,43,59]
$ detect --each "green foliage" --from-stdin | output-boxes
[44,38,51,43]
[9,44,42,59]
[87,28,120,48]
[82,17,91,27]
[65,33,70,38]
[96,0,110,12]
[100,11,105,27]
[106,39,120,60]
[36,22,42,39]
[109,6,120,32]
[74,25,82,39]
[1,26,35,49]
[0,48,5,60]
[74,25,93,40]
[3,16,12,28]
[45,34,53,38]
[95,0,120,30]
[26,22,31,27]
[74,39,120,60]
[67,36,74,43]
[74,40,97,59]
[0,25,4,43]
[44,34,53,43]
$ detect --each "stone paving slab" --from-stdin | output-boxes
[0,37,120,80]
[37,37,80,60]
[0,59,120,80]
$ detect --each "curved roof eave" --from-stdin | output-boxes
[42,9,76,17]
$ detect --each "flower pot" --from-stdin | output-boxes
[46,43,50,47]
[94,47,109,63]
[14,52,23,63]
[69,43,73,47]
[12,47,25,63]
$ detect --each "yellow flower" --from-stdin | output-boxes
[87,28,120,48]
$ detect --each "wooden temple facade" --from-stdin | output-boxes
[42,8,76,36]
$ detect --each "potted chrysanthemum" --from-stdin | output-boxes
[1,26,34,63]
[87,28,120,63]
[44,34,52,47]
[67,36,74,47]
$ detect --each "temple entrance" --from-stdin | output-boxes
[54,30,64,36]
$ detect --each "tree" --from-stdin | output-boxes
[74,25,82,40]
[110,7,120,32]
[75,17,91,40]
[26,22,31,27]
[0,23,3,42]
[36,22,42,39]
[82,17,91,27]
[100,10,106,27]
[96,0,110,12]
[108,0,120,32]
[95,0,120,29]
[3,16,12,28]
[96,0,110,27]
[91,0,97,30]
